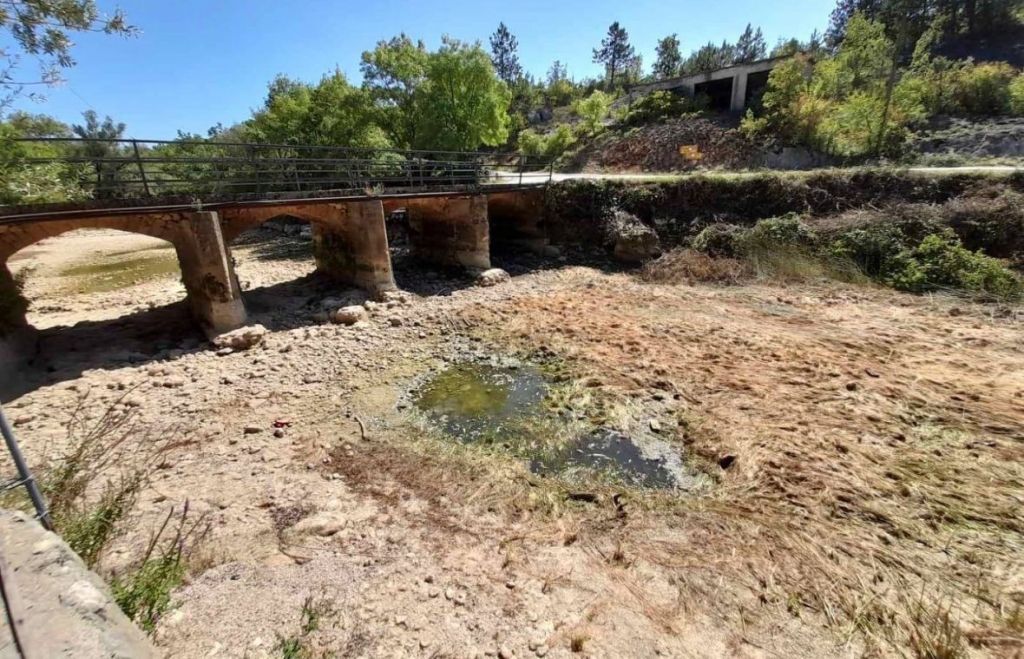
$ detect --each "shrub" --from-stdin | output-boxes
[624,91,702,127]
[949,62,1017,116]
[1010,74,1024,116]
[886,230,1024,300]
[573,91,612,137]
[738,215,818,251]
[517,124,575,160]
[691,223,746,257]
[641,249,745,284]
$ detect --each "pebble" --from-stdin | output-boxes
[649,418,662,433]
[243,425,262,435]
[498,646,513,659]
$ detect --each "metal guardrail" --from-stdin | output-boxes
[1,138,555,203]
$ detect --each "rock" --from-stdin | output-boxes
[335,306,368,326]
[363,301,379,312]
[540,245,561,258]
[244,425,263,435]
[535,646,549,657]
[498,646,513,659]
[610,210,661,264]
[476,268,511,287]
[62,580,107,615]
[213,325,268,351]
[215,347,234,357]
[388,317,403,327]
[649,418,662,433]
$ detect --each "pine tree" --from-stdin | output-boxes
[735,24,768,63]
[489,22,523,86]
[653,34,684,78]
[593,22,635,89]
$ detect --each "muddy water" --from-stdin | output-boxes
[61,249,179,294]
[413,363,682,489]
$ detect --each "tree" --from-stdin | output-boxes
[735,24,768,63]
[573,90,612,136]
[71,110,127,198]
[545,61,576,106]
[593,22,635,90]
[683,41,735,74]
[653,34,683,79]
[415,37,512,151]
[0,1,136,112]
[489,22,522,86]
[360,34,429,149]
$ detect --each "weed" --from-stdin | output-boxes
[6,394,176,567]
[275,595,336,659]
[570,633,590,653]
[110,502,210,632]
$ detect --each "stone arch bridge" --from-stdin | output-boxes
[0,188,546,337]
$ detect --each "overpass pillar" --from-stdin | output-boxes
[406,195,490,270]
[730,71,750,112]
[312,200,397,296]
[176,211,247,336]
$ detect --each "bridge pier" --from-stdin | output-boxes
[405,195,490,270]
[0,263,29,337]
[312,201,396,296]
[176,211,247,336]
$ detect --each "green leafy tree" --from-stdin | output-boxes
[0,113,82,203]
[489,22,522,86]
[360,34,429,149]
[653,34,683,79]
[735,24,768,63]
[414,37,512,151]
[71,110,128,198]
[573,90,612,136]
[0,0,136,111]
[592,22,635,90]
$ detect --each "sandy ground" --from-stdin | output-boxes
[2,228,1022,658]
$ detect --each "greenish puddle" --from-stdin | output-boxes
[412,363,681,489]
[61,251,180,294]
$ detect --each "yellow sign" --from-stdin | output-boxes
[679,145,703,161]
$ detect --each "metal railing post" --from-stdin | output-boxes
[131,139,152,197]
[0,403,52,531]
[519,154,524,186]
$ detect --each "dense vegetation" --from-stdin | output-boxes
[1,0,1023,206]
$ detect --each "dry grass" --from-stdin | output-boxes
[445,275,1024,656]
[641,249,745,284]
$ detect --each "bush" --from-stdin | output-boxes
[691,223,746,257]
[950,62,1017,116]
[738,215,818,251]
[641,249,745,284]
[517,124,575,159]
[624,91,703,127]
[573,91,612,137]
[1010,74,1024,116]
[886,230,1024,300]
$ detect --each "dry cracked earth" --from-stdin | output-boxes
[2,227,1023,659]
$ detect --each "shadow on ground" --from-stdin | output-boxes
[2,241,629,400]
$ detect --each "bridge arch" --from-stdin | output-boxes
[0,213,189,265]
[220,201,396,296]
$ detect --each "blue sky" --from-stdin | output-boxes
[6,0,832,139]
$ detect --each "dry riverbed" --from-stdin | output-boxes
[2,227,1023,658]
